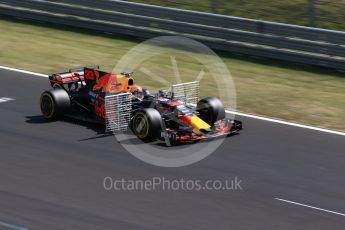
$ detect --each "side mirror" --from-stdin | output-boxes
[121,71,133,78]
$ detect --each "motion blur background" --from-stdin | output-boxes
[0,1,345,230]
[0,0,344,131]
[131,0,344,30]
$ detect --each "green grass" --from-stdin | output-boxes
[0,17,344,131]
[131,0,345,31]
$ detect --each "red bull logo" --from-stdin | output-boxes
[84,68,96,80]
[93,73,121,93]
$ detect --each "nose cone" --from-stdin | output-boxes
[180,114,211,133]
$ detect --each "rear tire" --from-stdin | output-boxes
[40,89,70,120]
[131,108,162,141]
[197,97,225,126]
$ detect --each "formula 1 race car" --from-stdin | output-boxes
[40,66,242,146]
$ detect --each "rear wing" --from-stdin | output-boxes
[49,65,100,87]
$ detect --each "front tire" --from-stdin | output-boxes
[131,108,162,142]
[40,89,70,120]
[197,97,225,126]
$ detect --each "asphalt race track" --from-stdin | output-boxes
[0,68,344,230]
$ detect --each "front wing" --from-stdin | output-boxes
[163,118,242,144]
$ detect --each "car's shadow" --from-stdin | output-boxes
[25,115,239,146]
[25,115,112,141]
[25,115,156,144]
[25,115,50,124]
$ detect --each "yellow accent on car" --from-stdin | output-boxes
[190,115,211,131]
[40,93,55,119]
[133,112,149,139]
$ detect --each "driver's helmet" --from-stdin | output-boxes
[143,88,154,98]
[131,85,143,93]
[131,85,144,99]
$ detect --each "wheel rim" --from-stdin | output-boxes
[41,94,53,117]
[133,114,149,138]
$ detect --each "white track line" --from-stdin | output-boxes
[0,221,27,230]
[227,110,345,136]
[275,198,345,217]
[0,97,15,104]
[1,65,344,136]
[0,66,48,77]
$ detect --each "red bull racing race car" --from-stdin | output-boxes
[40,66,242,146]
